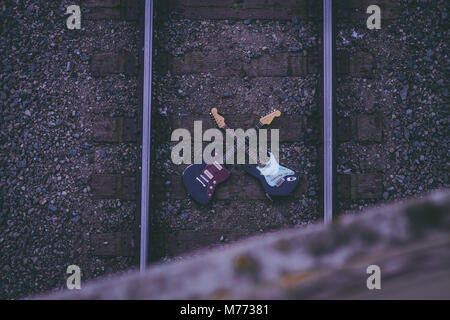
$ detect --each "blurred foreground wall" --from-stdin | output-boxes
[39,190,450,299]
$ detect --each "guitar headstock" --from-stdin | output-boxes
[259,109,281,126]
[210,108,226,129]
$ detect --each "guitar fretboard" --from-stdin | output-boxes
[221,122,265,167]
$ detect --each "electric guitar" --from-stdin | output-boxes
[181,110,282,204]
[211,108,299,201]
[181,152,231,205]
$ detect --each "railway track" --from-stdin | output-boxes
[84,0,428,268]
[145,0,321,262]
[140,0,395,265]
[1,0,446,299]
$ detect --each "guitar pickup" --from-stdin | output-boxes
[204,170,214,180]
[275,178,285,187]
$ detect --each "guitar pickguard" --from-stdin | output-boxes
[256,152,295,187]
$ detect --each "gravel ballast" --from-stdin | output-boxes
[0,1,139,299]
[336,0,449,211]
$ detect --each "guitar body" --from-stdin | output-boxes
[243,152,299,198]
[182,162,231,204]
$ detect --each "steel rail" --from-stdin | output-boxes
[323,0,334,224]
[140,0,154,271]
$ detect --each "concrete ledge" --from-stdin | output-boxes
[36,190,450,299]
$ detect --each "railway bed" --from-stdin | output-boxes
[143,0,396,262]
[147,0,322,261]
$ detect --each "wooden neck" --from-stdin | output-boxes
[222,122,264,166]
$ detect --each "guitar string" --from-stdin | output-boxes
[221,123,265,167]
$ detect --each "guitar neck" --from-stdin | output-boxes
[222,122,264,166]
